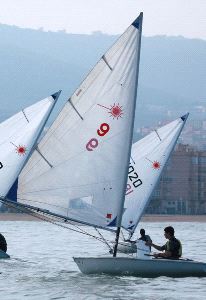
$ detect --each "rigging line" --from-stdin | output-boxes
[120,229,126,241]
[7,198,115,232]
[22,110,29,123]
[95,228,113,251]
[0,198,109,245]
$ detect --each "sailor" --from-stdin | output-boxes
[139,228,152,243]
[0,233,7,253]
[138,228,152,251]
[146,226,182,259]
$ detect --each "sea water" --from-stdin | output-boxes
[0,221,205,300]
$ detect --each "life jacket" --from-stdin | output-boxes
[165,237,182,258]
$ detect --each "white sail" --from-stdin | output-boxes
[16,14,143,230]
[0,91,60,198]
[122,114,189,233]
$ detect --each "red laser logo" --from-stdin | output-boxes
[152,161,161,170]
[97,103,123,119]
[16,145,27,156]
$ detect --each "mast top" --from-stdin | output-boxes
[51,90,62,101]
[181,113,189,122]
[132,12,143,29]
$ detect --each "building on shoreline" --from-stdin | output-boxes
[147,144,206,215]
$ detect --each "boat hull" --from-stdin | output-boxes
[73,257,206,277]
[0,250,10,259]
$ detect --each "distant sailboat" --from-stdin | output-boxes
[0,90,61,258]
[123,114,189,235]
[3,13,206,276]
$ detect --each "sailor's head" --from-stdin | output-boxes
[140,228,145,236]
[164,226,174,239]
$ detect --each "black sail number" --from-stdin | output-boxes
[128,164,142,188]
[0,162,3,169]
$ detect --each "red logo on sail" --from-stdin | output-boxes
[106,213,112,219]
[97,103,123,119]
[152,161,161,170]
[109,103,123,119]
[16,145,27,156]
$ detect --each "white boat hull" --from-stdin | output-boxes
[0,250,10,259]
[73,257,206,277]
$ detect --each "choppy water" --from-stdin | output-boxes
[0,221,206,300]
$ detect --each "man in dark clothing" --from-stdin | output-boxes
[139,228,152,243]
[139,228,152,251]
[0,233,7,253]
[146,226,182,259]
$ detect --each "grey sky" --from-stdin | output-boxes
[0,0,205,39]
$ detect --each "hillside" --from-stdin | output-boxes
[0,24,205,127]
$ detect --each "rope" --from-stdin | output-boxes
[0,199,113,246]
[95,228,113,251]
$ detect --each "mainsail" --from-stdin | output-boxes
[122,114,189,234]
[16,13,143,231]
[0,91,60,198]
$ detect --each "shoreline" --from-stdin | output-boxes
[0,213,206,222]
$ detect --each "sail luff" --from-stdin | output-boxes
[116,13,143,228]
[113,13,143,257]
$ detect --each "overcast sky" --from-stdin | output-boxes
[0,0,205,39]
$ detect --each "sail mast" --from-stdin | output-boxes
[113,12,143,257]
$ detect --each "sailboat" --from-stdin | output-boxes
[2,13,206,276]
[0,90,61,258]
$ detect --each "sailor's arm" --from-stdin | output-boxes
[145,241,162,251]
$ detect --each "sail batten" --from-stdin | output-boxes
[17,14,143,230]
